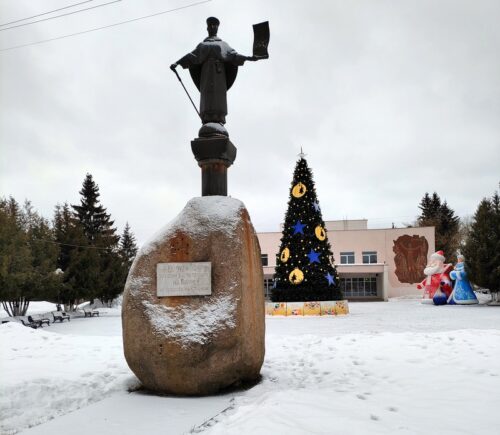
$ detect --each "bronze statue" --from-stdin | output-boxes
[171,17,269,138]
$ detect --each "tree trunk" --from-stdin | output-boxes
[2,298,30,317]
[63,299,80,312]
[2,301,13,317]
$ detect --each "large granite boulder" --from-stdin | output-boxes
[122,196,265,395]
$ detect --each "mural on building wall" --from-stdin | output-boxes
[393,235,428,284]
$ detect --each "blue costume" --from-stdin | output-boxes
[448,262,478,305]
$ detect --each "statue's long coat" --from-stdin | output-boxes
[177,36,246,124]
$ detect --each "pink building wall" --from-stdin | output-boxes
[257,222,435,300]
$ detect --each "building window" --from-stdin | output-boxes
[261,254,268,266]
[362,251,377,264]
[340,277,377,297]
[263,278,274,299]
[340,252,355,264]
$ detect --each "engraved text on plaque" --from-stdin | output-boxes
[156,262,211,297]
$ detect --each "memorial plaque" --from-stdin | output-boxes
[157,262,211,297]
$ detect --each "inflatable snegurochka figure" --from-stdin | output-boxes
[416,250,452,305]
[448,255,479,305]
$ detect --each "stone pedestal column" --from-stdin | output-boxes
[191,136,237,196]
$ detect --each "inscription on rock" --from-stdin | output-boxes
[157,262,211,297]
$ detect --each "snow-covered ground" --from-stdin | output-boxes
[1,298,500,435]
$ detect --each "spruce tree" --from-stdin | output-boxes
[53,203,84,271]
[72,174,119,247]
[71,174,121,306]
[67,246,101,307]
[24,202,60,304]
[418,192,442,224]
[464,191,500,300]
[53,202,93,309]
[99,252,127,306]
[272,156,342,302]
[417,192,460,261]
[120,222,138,268]
[93,223,138,307]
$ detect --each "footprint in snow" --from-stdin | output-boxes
[387,406,398,412]
[370,414,380,421]
[356,394,366,400]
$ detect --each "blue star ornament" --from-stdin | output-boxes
[293,220,306,235]
[313,201,321,212]
[307,249,321,264]
[325,272,335,286]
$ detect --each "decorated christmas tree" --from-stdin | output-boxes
[272,153,343,302]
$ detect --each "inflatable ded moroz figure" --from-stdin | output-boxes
[417,250,452,305]
[448,255,479,305]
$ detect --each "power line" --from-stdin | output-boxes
[0,0,122,32]
[0,0,95,27]
[33,237,115,251]
[0,0,212,53]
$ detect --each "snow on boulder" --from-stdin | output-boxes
[122,196,265,395]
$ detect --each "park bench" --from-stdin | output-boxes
[20,317,40,329]
[83,307,99,317]
[28,315,50,327]
[52,311,70,323]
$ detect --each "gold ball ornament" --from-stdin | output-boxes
[292,182,307,198]
[315,225,326,241]
[280,247,290,263]
[289,268,304,285]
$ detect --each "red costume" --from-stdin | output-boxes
[417,263,453,301]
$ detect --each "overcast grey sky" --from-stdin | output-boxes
[1,0,499,245]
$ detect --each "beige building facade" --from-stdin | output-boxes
[257,220,435,301]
